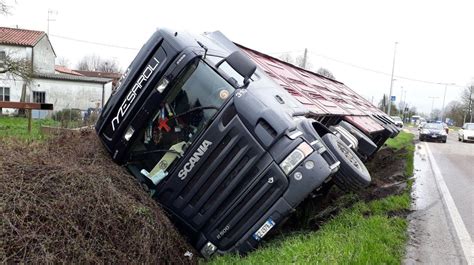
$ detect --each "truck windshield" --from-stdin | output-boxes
[128,59,235,178]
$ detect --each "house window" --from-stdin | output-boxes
[0,87,10,101]
[33,91,46,103]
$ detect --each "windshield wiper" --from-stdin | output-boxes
[171,105,219,120]
[129,149,182,161]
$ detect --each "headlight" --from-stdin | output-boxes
[421,129,429,134]
[124,126,135,141]
[156,78,169,93]
[279,142,313,175]
[440,130,447,135]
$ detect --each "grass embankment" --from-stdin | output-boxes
[209,132,415,264]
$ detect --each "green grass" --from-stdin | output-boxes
[385,131,415,177]
[207,132,415,265]
[209,196,409,265]
[0,116,60,140]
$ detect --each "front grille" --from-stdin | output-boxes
[157,111,288,250]
[170,128,265,224]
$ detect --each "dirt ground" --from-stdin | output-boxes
[0,130,196,264]
[364,147,409,200]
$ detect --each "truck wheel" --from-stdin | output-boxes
[338,121,377,157]
[322,133,371,191]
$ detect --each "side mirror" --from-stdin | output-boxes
[216,51,256,88]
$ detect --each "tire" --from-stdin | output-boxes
[338,121,377,157]
[442,139,447,143]
[322,133,371,191]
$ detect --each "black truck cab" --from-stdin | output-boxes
[96,29,341,257]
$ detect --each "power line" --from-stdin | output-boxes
[49,34,465,88]
[267,50,305,55]
[50,34,139,50]
[307,50,463,87]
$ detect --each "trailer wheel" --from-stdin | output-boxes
[338,121,377,157]
[322,133,371,191]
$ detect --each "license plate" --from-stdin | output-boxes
[253,218,275,241]
[432,135,438,138]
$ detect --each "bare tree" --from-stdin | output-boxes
[295,55,311,69]
[460,84,473,123]
[279,52,311,69]
[56,56,71,67]
[279,53,295,65]
[0,53,33,82]
[316,67,335,79]
[1,0,11,15]
[0,53,33,116]
[444,100,464,126]
[76,54,121,72]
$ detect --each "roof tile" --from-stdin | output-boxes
[0,27,45,46]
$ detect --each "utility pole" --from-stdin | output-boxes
[47,9,58,35]
[428,96,439,120]
[402,90,407,121]
[438,82,455,123]
[387,42,398,116]
[398,86,404,116]
[302,48,308,69]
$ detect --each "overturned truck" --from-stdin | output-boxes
[95,29,400,258]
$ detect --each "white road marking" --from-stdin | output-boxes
[424,142,474,264]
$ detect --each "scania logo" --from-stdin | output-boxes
[111,57,160,131]
[178,140,212,180]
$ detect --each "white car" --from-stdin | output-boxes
[390,116,403,128]
[458,123,474,142]
[418,121,427,131]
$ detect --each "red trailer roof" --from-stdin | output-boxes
[237,44,386,133]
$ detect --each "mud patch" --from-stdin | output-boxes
[0,130,196,264]
[387,209,412,218]
[279,146,410,232]
[363,147,409,200]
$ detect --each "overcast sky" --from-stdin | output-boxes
[1,0,473,114]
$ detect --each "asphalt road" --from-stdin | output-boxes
[424,130,474,239]
[405,127,474,264]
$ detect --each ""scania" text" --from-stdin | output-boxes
[111,57,160,131]
[178,140,212,180]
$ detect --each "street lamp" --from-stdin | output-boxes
[387,42,398,116]
[438,82,456,122]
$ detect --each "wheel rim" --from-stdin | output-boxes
[337,141,361,170]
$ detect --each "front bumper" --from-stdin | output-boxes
[463,135,474,141]
[421,133,446,141]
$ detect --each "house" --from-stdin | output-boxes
[0,27,112,116]
[75,70,122,90]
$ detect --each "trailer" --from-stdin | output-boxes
[95,29,399,258]
[238,44,400,157]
